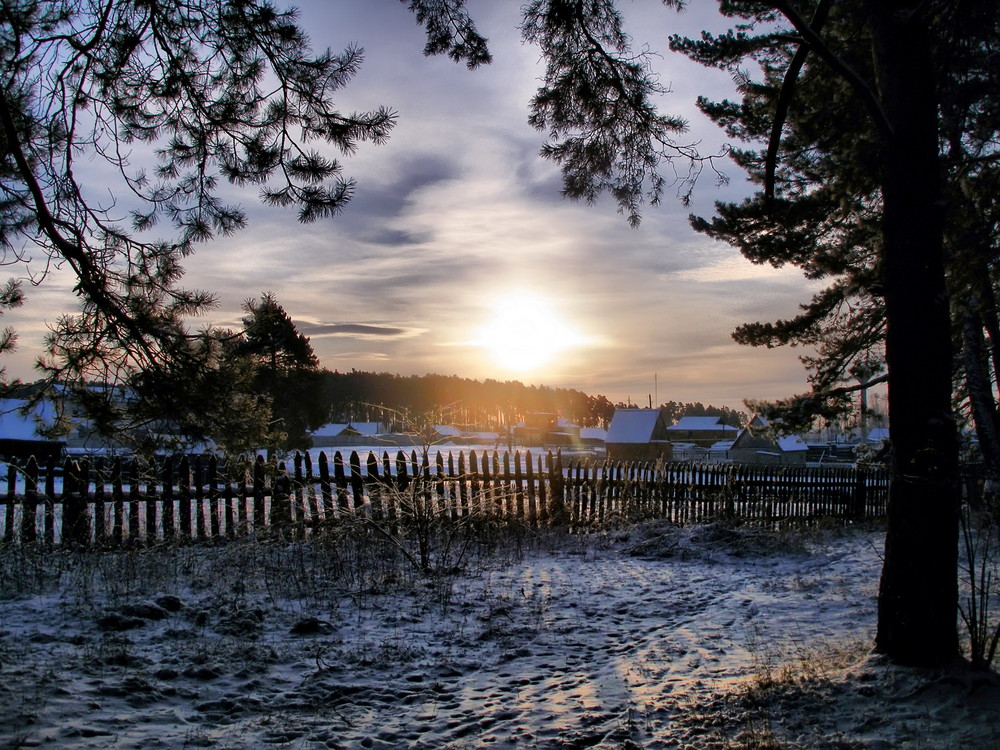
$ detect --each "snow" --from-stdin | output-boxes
[580,427,608,442]
[606,409,664,443]
[310,422,350,439]
[868,427,890,443]
[667,416,739,433]
[740,415,808,454]
[0,398,60,442]
[2,522,997,748]
[349,422,385,437]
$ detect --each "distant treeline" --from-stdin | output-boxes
[5,372,747,434]
[318,370,746,431]
[319,370,615,429]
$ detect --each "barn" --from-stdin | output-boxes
[0,398,65,463]
[730,415,808,465]
[605,408,672,461]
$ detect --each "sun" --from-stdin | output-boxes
[476,291,587,372]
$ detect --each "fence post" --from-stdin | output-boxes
[253,455,266,531]
[193,455,207,540]
[349,450,364,511]
[207,455,221,539]
[549,450,566,524]
[21,456,39,544]
[178,455,191,538]
[42,457,57,546]
[271,460,291,531]
[437,451,449,518]
[513,451,526,519]
[421,451,433,517]
[536,452,548,523]
[502,450,514,517]
[445,451,457,521]
[111,457,124,546]
[66,459,92,546]
[368,452,384,521]
[144,457,158,542]
[318,451,332,518]
[468,450,481,516]
[524,450,537,524]
[294,452,311,530]
[225,458,238,538]
[3,462,16,544]
[333,452,349,510]
[161,456,175,541]
[853,466,868,521]
[457,451,469,517]
[93,457,106,545]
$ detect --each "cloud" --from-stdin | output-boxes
[294,321,427,340]
[324,351,391,361]
[666,255,810,284]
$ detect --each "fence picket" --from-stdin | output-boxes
[0,450,899,548]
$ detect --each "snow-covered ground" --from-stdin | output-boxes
[1,521,998,748]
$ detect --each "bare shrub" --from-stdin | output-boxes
[959,503,1000,670]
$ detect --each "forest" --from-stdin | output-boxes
[316,370,746,432]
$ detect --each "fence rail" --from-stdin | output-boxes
[1,450,889,547]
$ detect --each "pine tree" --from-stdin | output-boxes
[237,293,325,451]
[496,0,976,667]
[1,0,394,421]
[666,0,980,667]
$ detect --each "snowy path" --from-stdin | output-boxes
[0,524,897,748]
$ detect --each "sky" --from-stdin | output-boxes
[3,0,827,413]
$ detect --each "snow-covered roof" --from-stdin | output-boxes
[739,416,808,453]
[0,399,61,442]
[434,425,463,438]
[668,416,739,433]
[607,409,665,443]
[775,434,808,452]
[312,423,350,438]
[349,422,384,436]
[580,427,608,441]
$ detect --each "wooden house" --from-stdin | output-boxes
[0,398,65,462]
[605,408,672,461]
[730,415,808,465]
[666,416,740,447]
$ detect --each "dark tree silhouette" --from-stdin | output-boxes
[237,293,325,450]
[1,0,394,418]
[424,0,969,668]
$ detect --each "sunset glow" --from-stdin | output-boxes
[477,292,588,373]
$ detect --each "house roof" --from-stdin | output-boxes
[580,427,608,441]
[867,427,890,442]
[434,425,463,438]
[667,416,739,433]
[348,422,383,436]
[0,398,61,442]
[312,423,350,438]
[607,409,666,443]
[736,416,808,453]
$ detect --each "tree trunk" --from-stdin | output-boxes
[870,1,961,667]
[963,305,1000,499]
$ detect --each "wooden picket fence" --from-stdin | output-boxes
[0,450,889,547]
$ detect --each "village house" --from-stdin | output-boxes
[310,421,387,447]
[605,408,672,461]
[0,398,65,463]
[729,415,808,465]
[665,416,740,448]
